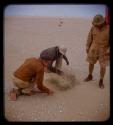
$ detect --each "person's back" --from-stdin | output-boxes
[40,46,69,75]
[40,46,58,61]
[14,57,44,82]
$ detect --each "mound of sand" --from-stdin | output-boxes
[45,66,77,90]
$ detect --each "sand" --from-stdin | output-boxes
[4,16,110,121]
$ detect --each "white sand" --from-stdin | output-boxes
[4,16,110,121]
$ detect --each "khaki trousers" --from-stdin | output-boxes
[12,75,35,94]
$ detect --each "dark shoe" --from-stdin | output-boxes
[84,74,93,82]
[99,79,104,89]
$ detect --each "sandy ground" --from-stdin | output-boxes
[4,16,110,121]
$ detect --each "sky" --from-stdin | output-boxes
[4,5,107,18]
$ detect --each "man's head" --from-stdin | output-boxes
[92,15,105,28]
[59,46,67,56]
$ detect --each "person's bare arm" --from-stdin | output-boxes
[63,55,69,65]
[86,28,93,53]
[36,70,53,94]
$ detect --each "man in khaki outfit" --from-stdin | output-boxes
[84,15,110,89]
[10,57,54,101]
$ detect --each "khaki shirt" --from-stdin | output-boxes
[86,25,109,58]
[14,58,44,87]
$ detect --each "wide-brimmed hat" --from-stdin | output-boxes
[92,15,105,26]
[59,46,67,55]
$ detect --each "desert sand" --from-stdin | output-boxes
[4,16,110,121]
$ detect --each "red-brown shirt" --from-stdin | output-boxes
[14,57,44,87]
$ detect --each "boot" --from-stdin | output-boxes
[84,74,93,82]
[99,79,104,89]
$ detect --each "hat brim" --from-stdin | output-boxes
[92,20,105,26]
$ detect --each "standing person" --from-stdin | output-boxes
[10,57,54,101]
[84,15,110,89]
[40,46,69,75]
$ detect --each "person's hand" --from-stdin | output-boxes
[47,90,54,95]
[67,62,69,65]
[86,48,89,54]
[104,48,110,56]
[106,48,110,54]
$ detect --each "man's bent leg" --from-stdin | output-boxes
[11,75,31,99]
[21,81,36,95]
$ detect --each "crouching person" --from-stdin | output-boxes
[40,46,69,75]
[10,57,54,101]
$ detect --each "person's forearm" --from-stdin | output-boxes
[36,71,50,93]
[86,38,92,52]
[63,55,69,65]
[36,80,50,93]
[106,46,110,54]
[86,28,93,52]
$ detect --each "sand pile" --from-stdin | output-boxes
[45,67,77,90]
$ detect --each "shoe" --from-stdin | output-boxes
[84,74,93,82]
[99,79,104,89]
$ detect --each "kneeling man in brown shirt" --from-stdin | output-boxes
[10,57,54,101]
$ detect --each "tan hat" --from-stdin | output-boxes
[59,46,67,55]
[92,15,105,26]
